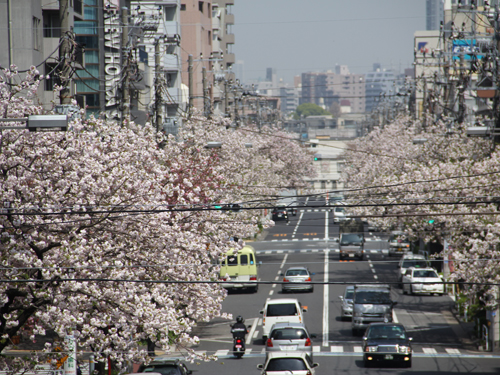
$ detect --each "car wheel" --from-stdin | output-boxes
[310,287,314,293]
[252,285,258,293]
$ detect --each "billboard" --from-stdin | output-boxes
[452,39,483,60]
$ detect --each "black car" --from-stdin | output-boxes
[271,206,288,220]
[138,359,192,375]
[362,323,412,368]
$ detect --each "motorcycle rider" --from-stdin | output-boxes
[231,315,248,339]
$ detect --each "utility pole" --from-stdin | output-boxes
[188,54,193,117]
[155,38,162,133]
[121,5,130,121]
[224,80,229,117]
[202,66,208,117]
[58,0,72,104]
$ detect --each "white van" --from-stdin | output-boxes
[219,245,259,293]
[259,298,307,339]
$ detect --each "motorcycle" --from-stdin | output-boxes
[232,336,246,358]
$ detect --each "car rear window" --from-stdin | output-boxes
[267,358,307,371]
[286,269,308,276]
[140,365,180,375]
[354,291,392,304]
[271,328,307,340]
[413,270,438,278]
[267,303,298,316]
[402,260,427,268]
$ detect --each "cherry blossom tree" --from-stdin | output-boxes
[0,67,314,372]
[342,114,499,307]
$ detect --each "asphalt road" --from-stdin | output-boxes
[158,202,500,374]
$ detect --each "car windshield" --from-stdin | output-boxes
[345,289,354,299]
[368,326,406,340]
[413,270,439,278]
[226,255,237,266]
[267,303,298,317]
[286,269,308,276]
[341,233,363,244]
[140,365,180,375]
[266,358,307,371]
[402,260,428,268]
[354,291,392,304]
[335,207,345,213]
[271,328,307,340]
[390,235,408,243]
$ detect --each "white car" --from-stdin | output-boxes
[260,298,307,339]
[397,254,429,283]
[402,267,445,295]
[332,206,347,223]
[257,352,319,375]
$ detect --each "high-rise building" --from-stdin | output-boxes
[300,69,365,114]
[365,64,396,113]
[426,0,444,30]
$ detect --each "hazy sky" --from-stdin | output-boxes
[232,0,426,84]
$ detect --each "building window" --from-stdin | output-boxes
[199,1,204,13]
[208,30,211,45]
[337,162,345,172]
[180,4,186,10]
[331,180,337,189]
[33,17,41,50]
[320,181,326,189]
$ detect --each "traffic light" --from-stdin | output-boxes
[314,153,321,161]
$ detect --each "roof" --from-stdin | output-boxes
[367,322,405,328]
[354,284,390,290]
[401,254,426,260]
[285,266,308,271]
[265,351,312,360]
[265,298,300,305]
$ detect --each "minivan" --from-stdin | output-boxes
[219,245,259,292]
[260,298,307,339]
[351,284,397,335]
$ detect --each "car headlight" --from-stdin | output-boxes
[365,346,378,352]
[399,345,411,354]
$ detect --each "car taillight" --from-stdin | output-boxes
[220,277,227,281]
[306,371,311,375]
[283,278,289,282]
[236,339,242,344]
[305,277,311,282]
[266,338,273,347]
[250,275,257,281]
[305,338,311,346]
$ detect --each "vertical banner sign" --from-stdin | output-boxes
[104,0,121,119]
[64,334,77,375]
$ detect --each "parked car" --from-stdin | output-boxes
[362,323,412,368]
[402,267,445,295]
[339,285,355,320]
[281,266,314,293]
[257,352,319,375]
[397,254,429,283]
[388,231,411,256]
[265,322,314,357]
[260,298,307,339]
[136,359,192,375]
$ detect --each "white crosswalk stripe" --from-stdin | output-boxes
[313,346,321,353]
[353,346,363,353]
[445,348,461,354]
[330,345,344,352]
[215,349,229,357]
[423,347,438,355]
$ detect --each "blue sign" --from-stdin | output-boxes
[452,39,482,60]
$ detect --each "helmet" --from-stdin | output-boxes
[236,315,244,323]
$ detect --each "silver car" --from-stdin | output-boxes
[281,267,314,293]
[265,322,314,357]
[339,285,355,320]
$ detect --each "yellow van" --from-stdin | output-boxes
[219,245,259,293]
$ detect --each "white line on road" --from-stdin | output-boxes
[292,212,304,239]
[353,346,363,353]
[269,290,274,296]
[423,348,438,355]
[274,276,279,281]
[325,210,329,240]
[272,284,276,288]
[323,249,330,347]
[313,346,321,353]
[280,253,288,269]
[393,309,399,323]
[331,345,344,352]
[374,275,378,279]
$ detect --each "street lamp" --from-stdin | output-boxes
[466,126,490,137]
[204,141,222,149]
[0,115,68,132]
[412,138,428,144]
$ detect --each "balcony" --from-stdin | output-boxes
[225,13,234,25]
[224,33,235,44]
[225,53,235,65]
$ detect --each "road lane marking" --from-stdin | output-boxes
[215,349,229,357]
[324,210,329,240]
[330,345,344,352]
[269,290,274,295]
[280,253,288,269]
[445,348,461,354]
[274,276,279,281]
[353,346,363,352]
[373,275,378,279]
[313,346,321,352]
[253,330,259,339]
[323,249,330,346]
[272,284,276,288]
[393,309,399,323]
[292,212,304,239]
[423,348,438,355]
[258,318,262,325]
